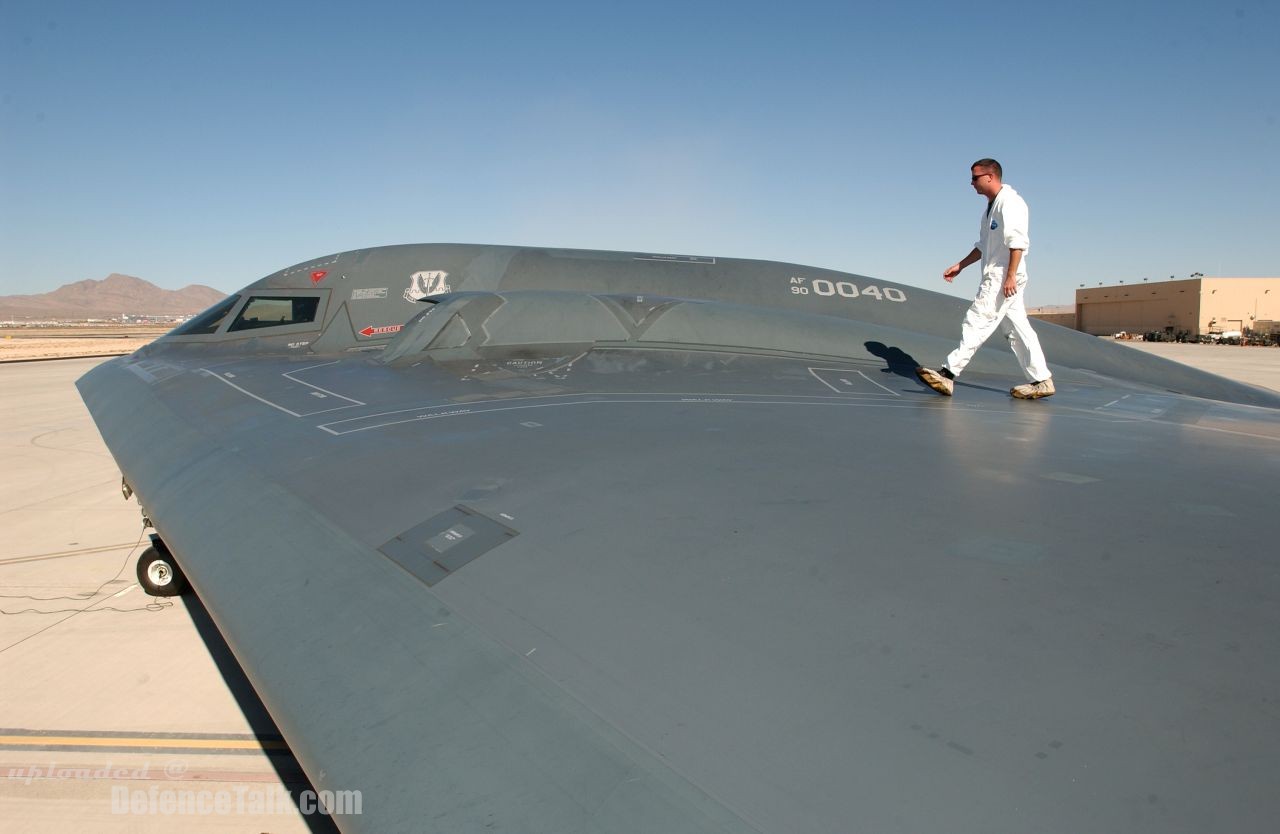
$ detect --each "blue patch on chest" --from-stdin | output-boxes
[990,220,998,230]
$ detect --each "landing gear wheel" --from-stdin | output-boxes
[137,544,188,597]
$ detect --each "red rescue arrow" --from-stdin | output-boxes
[359,324,403,337]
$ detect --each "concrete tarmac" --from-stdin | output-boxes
[1109,339,1280,393]
[2,344,1277,831]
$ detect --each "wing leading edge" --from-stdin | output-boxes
[78,245,1280,833]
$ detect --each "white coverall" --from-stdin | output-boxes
[944,184,1052,381]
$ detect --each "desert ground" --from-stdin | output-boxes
[0,326,171,362]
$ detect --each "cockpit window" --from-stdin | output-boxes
[228,296,321,332]
[173,295,239,335]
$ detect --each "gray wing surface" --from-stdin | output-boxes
[78,246,1280,833]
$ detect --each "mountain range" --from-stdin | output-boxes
[0,274,227,321]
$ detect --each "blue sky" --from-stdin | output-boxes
[2,0,1276,304]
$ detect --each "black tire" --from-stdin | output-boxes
[136,545,188,596]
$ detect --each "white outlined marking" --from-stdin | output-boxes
[318,393,928,435]
[282,362,366,408]
[200,362,367,417]
[807,367,900,396]
[312,390,1280,443]
[281,255,340,277]
[632,254,715,264]
[1176,424,1280,442]
[1042,472,1101,484]
[200,369,304,417]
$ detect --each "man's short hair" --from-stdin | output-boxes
[972,158,1003,179]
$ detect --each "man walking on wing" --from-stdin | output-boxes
[916,158,1055,399]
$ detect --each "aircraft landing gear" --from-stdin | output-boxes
[136,535,188,597]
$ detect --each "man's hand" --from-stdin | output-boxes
[1004,248,1024,297]
[943,263,962,283]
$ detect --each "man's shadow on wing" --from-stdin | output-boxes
[863,341,1007,395]
[864,341,920,383]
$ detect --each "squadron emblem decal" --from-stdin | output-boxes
[404,270,451,302]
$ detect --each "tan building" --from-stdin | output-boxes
[1074,277,1280,338]
[1027,305,1076,328]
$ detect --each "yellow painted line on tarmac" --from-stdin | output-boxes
[0,734,290,752]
